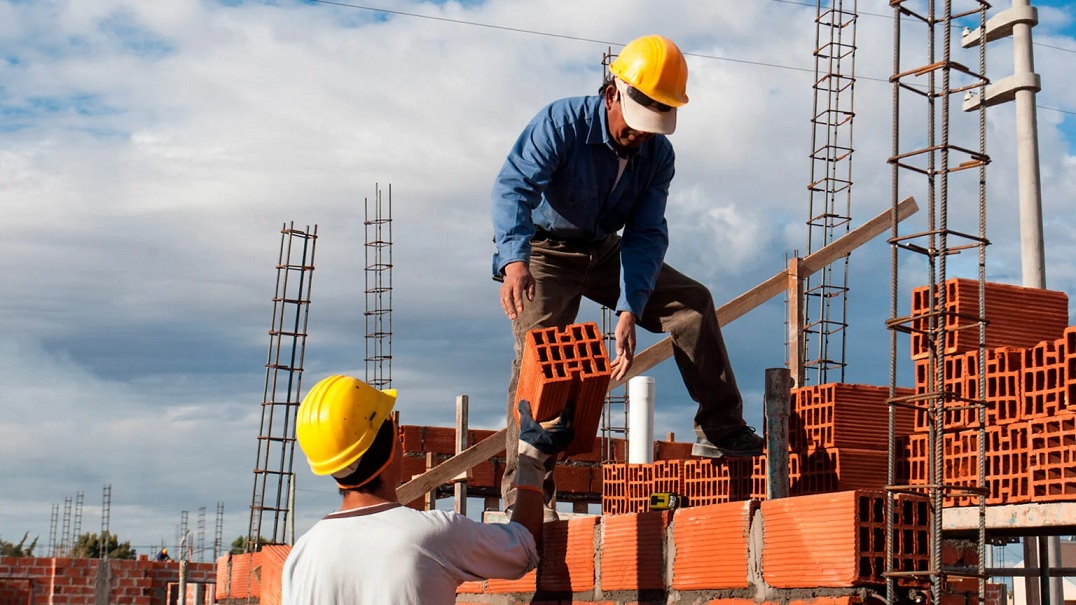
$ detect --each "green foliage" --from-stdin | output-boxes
[229,534,270,554]
[69,532,136,559]
[0,533,38,557]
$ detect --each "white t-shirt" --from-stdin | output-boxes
[282,502,538,605]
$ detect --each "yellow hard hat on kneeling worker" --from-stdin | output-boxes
[296,375,397,477]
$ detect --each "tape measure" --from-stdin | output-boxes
[649,492,686,510]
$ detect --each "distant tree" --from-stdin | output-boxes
[229,534,270,554]
[69,533,136,560]
[0,533,38,557]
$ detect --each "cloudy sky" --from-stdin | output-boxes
[2,0,1074,558]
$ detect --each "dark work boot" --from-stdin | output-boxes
[691,426,764,458]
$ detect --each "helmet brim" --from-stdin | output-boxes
[616,78,677,135]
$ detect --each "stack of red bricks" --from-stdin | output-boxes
[601,382,918,514]
[901,278,1076,506]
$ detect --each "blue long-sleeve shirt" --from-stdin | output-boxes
[490,95,674,317]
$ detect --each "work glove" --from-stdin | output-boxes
[514,399,575,492]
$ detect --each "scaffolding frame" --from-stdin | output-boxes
[248,222,317,548]
[802,0,859,385]
[884,3,990,605]
[364,184,393,390]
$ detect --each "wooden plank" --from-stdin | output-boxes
[608,196,918,389]
[453,395,468,515]
[787,257,804,387]
[424,452,437,511]
[396,197,918,501]
[397,428,505,505]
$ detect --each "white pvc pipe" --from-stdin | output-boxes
[627,376,655,464]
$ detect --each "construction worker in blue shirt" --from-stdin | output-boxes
[490,34,765,513]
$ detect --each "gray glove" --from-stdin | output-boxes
[514,399,576,491]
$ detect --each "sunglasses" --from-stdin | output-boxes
[623,85,674,113]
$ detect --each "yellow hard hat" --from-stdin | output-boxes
[296,375,397,476]
[609,35,689,108]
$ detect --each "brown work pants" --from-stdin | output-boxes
[500,233,746,509]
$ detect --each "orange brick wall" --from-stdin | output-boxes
[453,490,927,602]
[0,556,215,605]
[195,499,996,605]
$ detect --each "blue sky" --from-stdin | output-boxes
[0,0,1074,558]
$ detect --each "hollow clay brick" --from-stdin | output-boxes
[671,500,755,590]
[790,383,915,450]
[516,322,611,456]
[1028,414,1076,502]
[1022,339,1066,420]
[651,459,684,501]
[762,490,928,587]
[783,448,888,496]
[683,459,732,508]
[484,568,536,594]
[626,463,655,513]
[985,424,1030,505]
[538,517,598,593]
[599,511,670,592]
[602,463,628,516]
[910,279,1068,360]
[986,347,1024,425]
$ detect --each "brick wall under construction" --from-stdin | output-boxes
[215,497,1006,605]
[0,556,215,605]
[11,281,1068,605]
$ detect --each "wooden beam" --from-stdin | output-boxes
[396,197,918,502]
[787,257,804,387]
[608,196,918,390]
[397,428,506,505]
[453,395,469,515]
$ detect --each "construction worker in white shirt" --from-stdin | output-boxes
[281,375,575,605]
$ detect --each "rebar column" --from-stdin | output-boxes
[248,222,317,547]
[364,184,393,390]
[802,0,858,385]
[885,1,990,604]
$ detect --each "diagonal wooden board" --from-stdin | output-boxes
[396,196,919,505]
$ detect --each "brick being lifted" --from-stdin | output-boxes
[515,322,611,456]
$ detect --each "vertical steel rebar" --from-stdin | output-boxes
[72,491,84,549]
[886,2,989,604]
[365,183,394,391]
[99,484,111,559]
[48,503,58,557]
[214,502,224,561]
[802,0,858,385]
[249,222,317,548]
